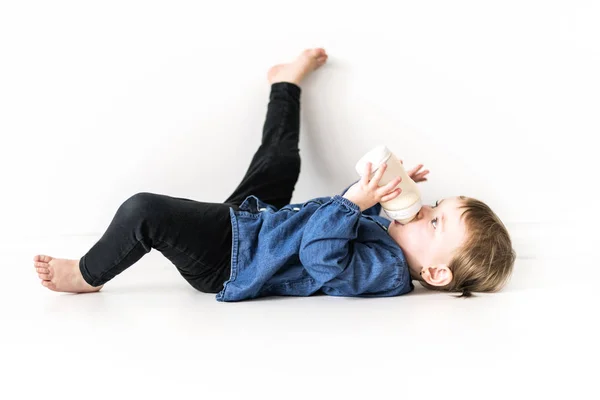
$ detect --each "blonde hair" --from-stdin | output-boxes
[420,196,517,298]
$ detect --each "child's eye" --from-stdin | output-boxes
[431,201,440,228]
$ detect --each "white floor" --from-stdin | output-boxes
[2,235,598,400]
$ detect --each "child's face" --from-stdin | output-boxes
[387,196,468,277]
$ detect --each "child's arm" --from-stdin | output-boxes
[339,180,382,217]
[299,195,363,284]
[299,195,405,294]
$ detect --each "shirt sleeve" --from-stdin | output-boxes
[338,180,382,217]
[299,195,361,284]
[299,195,406,295]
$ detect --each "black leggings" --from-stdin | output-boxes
[79,82,303,293]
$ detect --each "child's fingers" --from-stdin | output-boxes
[381,176,402,193]
[409,165,422,175]
[370,162,388,188]
[381,188,401,202]
[361,162,372,185]
[416,171,430,180]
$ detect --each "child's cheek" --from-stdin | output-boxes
[395,228,424,251]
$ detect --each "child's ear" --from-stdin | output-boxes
[421,264,453,287]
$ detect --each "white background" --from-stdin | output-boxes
[1,1,598,399]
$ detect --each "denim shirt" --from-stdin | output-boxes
[216,184,414,302]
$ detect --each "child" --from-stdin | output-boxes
[33,48,516,301]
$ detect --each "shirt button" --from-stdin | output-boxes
[259,208,267,211]
[293,207,300,211]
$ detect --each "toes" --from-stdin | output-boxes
[309,48,326,58]
[34,255,52,263]
[41,280,56,290]
[314,49,328,65]
[36,264,51,280]
[302,48,326,60]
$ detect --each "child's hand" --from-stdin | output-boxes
[400,159,430,183]
[342,162,402,212]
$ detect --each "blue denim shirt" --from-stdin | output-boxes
[216,184,414,302]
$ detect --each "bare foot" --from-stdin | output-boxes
[267,48,328,85]
[33,255,103,293]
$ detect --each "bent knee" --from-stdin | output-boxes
[118,192,163,219]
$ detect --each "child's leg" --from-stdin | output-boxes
[34,192,233,293]
[32,48,328,294]
[224,82,302,209]
[224,48,328,209]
